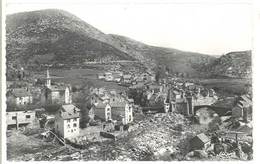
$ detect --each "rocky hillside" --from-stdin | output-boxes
[6,9,215,76]
[6,9,134,67]
[204,51,252,78]
[110,34,215,76]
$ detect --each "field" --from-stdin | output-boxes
[198,78,252,97]
[33,68,127,91]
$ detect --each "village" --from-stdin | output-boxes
[6,65,253,161]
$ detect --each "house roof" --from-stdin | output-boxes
[123,75,132,79]
[105,72,112,75]
[238,100,251,108]
[11,88,32,97]
[110,101,127,108]
[127,98,134,103]
[195,133,210,143]
[239,95,252,106]
[95,101,109,109]
[59,104,80,119]
[172,90,181,95]
[48,85,68,91]
[176,98,186,103]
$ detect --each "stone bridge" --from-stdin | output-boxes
[194,105,231,116]
[191,96,231,116]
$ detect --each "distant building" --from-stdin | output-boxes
[110,101,133,125]
[54,104,80,139]
[184,82,194,87]
[97,73,105,80]
[170,89,183,100]
[7,88,33,105]
[190,133,211,150]
[89,93,102,106]
[113,74,122,83]
[41,69,72,105]
[93,102,112,121]
[104,72,113,81]
[6,110,36,129]
[91,99,133,125]
[122,74,132,83]
[6,81,14,89]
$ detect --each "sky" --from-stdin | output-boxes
[5,0,253,55]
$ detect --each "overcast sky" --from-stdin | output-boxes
[5,0,253,55]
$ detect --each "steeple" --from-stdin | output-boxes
[46,69,51,88]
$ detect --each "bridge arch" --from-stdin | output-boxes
[194,105,231,116]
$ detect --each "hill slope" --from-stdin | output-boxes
[204,51,252,78]
[109,34,215,76]
[6,9,134,67]
[6,9,216,77]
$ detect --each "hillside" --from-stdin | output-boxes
[110,34,215,76]
[6,9,134,67]
[204,51,252,78]
[6,9,215,76]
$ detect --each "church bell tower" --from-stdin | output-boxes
[46,69,51,88]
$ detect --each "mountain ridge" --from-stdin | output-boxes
[6,9,251,78]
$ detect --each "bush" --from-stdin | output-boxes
[214,143,224,154]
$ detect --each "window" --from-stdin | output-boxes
[73,118,77,122]
[12,116,17,120]
[26,115,31,119]
[67,119,70,123]
[71,129,73,132]
[67,124,71,128]
[107,112,111,120]
[73,123,77,127]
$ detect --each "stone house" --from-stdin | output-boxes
[165,88,193,115]
[122,74,132,83]
[104,72,113,81]
[91,99,133,125]
[97,73,105,80]
[190,133,211,150]
[7,88,33,106]
[54,104,80,139]
[184,82,194,87]
[93,102,112,121]
[6,110,36,129]
[112,74,122,82]
[110,101,133,125]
